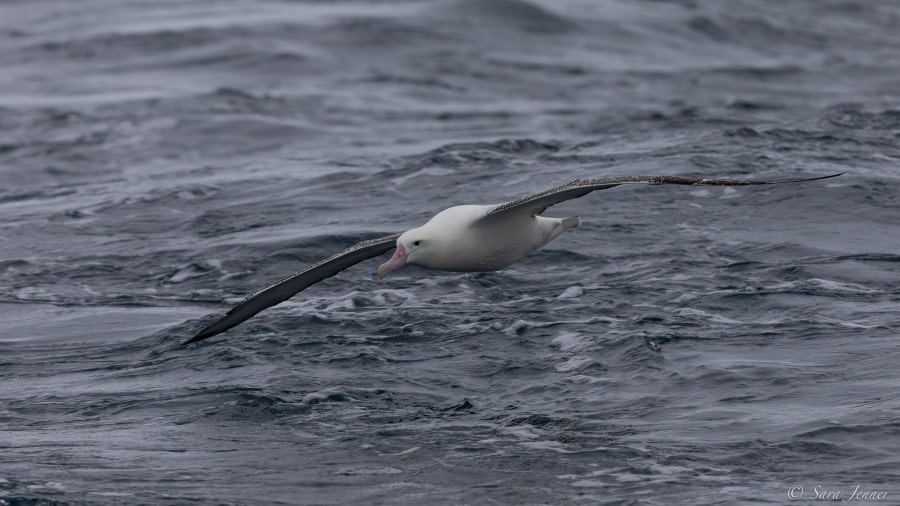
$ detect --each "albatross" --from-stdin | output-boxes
[184,173,841,344]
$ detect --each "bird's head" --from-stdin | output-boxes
[377,228,432,279]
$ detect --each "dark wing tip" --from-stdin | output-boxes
[693,172,845,186]
[763,172,844,184]
[803,172,843,181]
[182,326,218,345]
[792,172,844,183]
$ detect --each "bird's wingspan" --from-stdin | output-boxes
[478,173,843,221]
[183,233,401,344]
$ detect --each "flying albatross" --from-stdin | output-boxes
[184,173,841,344]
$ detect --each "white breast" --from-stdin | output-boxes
[411,205,566,272]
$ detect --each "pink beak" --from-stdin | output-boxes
[377,244,407,280]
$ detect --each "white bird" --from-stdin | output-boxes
[184,173,841,344]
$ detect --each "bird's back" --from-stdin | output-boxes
[418,205,563,272]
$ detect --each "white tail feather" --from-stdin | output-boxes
[561,216,581,230]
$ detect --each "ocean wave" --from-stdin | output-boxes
[3,0,900,504]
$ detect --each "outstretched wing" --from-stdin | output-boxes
[479,173,843,221]
[183,233,401,344]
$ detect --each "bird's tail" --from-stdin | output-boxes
[561,216,581,230]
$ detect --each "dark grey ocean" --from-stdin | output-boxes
[2,1,899,504]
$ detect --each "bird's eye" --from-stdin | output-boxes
[413,240,421,246]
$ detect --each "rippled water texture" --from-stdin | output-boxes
[2,0,899,504]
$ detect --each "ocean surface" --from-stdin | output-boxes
[2,0,899,504]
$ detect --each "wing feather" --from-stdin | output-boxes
[479,173,843,221]
[183,233,401,344]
